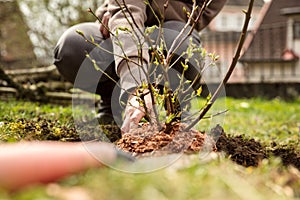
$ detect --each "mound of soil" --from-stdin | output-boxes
[116,123,212,157]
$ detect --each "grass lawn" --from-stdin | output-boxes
[0,97,299,200]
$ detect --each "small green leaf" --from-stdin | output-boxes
[201,48,207,58]
[185,80,192,84]
[181,61,189,71]
[213,55,220,61]
[154,58,160,66]
[206,93,212,101]
[118,26,131,33]
[145,25,158,35]
[165,113,176,124]
[186,11,191,18]
[144,0,149,6]
[90,35,95,43]
[208,52,220,62]
[171,95,176,103]
[141,82,148,89]
[76,30,85,38]
[196,86,202,97]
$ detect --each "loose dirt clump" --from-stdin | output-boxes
[213,125,267,167]
[272,147,300,170]
[212,125,300,170]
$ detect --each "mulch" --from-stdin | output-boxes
[116,123,211,157]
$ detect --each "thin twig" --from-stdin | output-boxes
[115,0,163,127]
[87,8,116,38]
[165,0,209,64]
[160,1,209,120]
[89,6,146,87]
[77,27,145,87]
[184,0,255,131]
[182,109,228,123]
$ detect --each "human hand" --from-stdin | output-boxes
[0,142,134,191]
[100,11,111,39]
[121,90,153,134]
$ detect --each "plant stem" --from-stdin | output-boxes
[165,0,209,65]
[184,0,254,131]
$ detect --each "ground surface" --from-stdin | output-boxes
[116,122,300,171]
[0,97,299,199]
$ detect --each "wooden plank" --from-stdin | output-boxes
[5,65,57,76]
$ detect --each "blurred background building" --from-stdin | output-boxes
[202,0,300,98]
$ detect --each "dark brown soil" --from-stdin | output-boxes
[213,125,267,167]
[116,123,300,170]
[213,125,300,170]
[272,147,300,170]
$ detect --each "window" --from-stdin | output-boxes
[294,21,300,39]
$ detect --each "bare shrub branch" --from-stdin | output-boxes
[184,0,255,131]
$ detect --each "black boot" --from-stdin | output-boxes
[95,98,122,125]
[95,98,122,142]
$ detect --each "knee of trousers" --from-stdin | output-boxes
[54,23,103,83]
[54,23,118,96]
